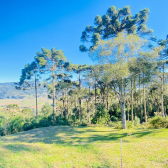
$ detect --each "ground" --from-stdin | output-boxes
[0,98,52,116]
[0,126,167,168]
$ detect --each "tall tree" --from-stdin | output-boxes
[35,48,66,120]
[80,6,152,52]
[89,32,145,128]
[67,64,88,122]
[15,61,40,116]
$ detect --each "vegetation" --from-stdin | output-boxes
[9,5,167,130]
[0,126,167,168]
[0,4,168,168]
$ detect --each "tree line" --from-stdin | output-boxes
[15,5,168,129]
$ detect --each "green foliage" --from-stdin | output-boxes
[91,104,110,125]
[111,115,118,121]
[22,108,33,116]
[134,116,140,126]
[148,116,168,128]
[127,121,134,129]
[55,115,70,126]
[114,121,123,129]
[80,120,88,126]
[7,104,20,110]
[5,116,25,135]
[80,5,152,52]
[41,104,52,116]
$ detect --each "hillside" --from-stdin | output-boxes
[0,82,48,99]
[0,126,167,168]
[0,80,89,100]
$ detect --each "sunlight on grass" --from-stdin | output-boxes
[0,126,167,168]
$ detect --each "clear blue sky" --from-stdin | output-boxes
[0,0,168,83]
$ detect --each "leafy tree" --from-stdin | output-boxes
[22,108,33,117]
[89,32,145,128]
[67,64,88,122]
[7,104,20,116]
[41,104,52,116]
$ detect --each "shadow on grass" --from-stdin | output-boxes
[0,126,160,146]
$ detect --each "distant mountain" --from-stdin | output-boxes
[0,80,89,99]
[0,82,48,99]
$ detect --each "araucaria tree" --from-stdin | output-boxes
[35,48,67,120]
[16,61,40,116]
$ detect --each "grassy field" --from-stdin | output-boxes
[0,98,52,111]
[0,126,167,168]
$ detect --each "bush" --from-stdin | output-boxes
[55,115,70,126]
[127,121,134,129]
[80,120,88,126]
[41,104,52,116]
[134,116,140,127]
[149,116,168,128]
[114,121,123,129]
[111,116,118,121]
[91,104,110,125]
[22,108,33,117]
[4,116,25,135]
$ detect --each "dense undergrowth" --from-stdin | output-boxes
[0,113,167,136]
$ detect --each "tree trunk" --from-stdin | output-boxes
[120,99,126,129]
[79,71,82,123]
[131,78,134,122]
[94,77,97,114]
[139,73,143,122]
[161,64,165,117]
[35,74,38,117]
[127,102,130,121]
[52,60,55,121]
[133,77,136,117]
[119,78,126,129]
[143,72,147,122]
[67,89,69,119]
[107,90,109,111]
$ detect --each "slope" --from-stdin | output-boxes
[0,126,167,168]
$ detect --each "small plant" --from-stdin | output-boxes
[127,121,134,129]
[134,116,140,127]
[80,120,88,126]
[114,121,123,129]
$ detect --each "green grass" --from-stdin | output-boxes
[0,98,52,110]
[0,126,167,168]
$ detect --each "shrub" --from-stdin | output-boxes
[149,116,168,128]
[41,104,52,116]
[154,112,162,116]
[80,120,88,126]
[127,121,134,129]
[91,104,110,125]
[4,116,25,135]
[55,115,70,126]
[114,121,123,129]
[111,116,118,121]
[134,116,140,127]
[22,108,33,117]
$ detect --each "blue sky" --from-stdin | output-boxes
[0,0,168,83]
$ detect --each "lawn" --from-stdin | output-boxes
[0,126,167,168]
